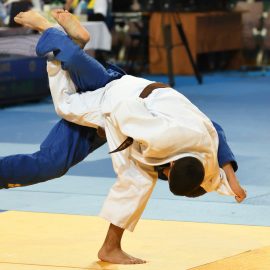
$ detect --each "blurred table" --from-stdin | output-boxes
[149,12,243,75]
[0,21,111,56]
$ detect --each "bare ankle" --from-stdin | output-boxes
[98,242,119,255]
[97,244,119,262]
[39,23,53,32]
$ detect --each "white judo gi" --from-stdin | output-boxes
[47,61,231,231]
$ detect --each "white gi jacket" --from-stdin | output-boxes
[47,61,234,231]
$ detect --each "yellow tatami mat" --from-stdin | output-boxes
[0,211,270,270]
[191,246,270,270]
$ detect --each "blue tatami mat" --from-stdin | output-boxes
[0,71,270,227]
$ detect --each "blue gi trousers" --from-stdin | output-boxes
[0,28,124,188]
[0,28,237,189]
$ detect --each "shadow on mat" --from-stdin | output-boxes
[68,158,115,178]
[88,261,119,269]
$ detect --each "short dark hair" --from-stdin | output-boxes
[169,157,205,196]
[185,186,207,198]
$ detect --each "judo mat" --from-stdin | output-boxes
[0,211,270,270]
[0,71,270,269]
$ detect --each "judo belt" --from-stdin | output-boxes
[98,82,169,154]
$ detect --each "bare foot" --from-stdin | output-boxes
[98,246,146,264]
[14,10,53,32]
[51,9,90,48]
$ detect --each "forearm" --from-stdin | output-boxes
[222,163,246,203]
[47,61,104,128]
[212,121,238,171]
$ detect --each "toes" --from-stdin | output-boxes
[15,12,24,18]
[51,9,64,18]
[129,258,146,264]
[14,17,23,24]
[14,11,29,24]
[51,8,65,16]
[53,8,65,13]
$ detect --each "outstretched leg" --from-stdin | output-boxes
[1,11,124,189]
[0,120,105,189]
[36,29,124,92]
[15,10,125,92]
[1,11,110,189]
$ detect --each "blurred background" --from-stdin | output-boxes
[0,0,270,103]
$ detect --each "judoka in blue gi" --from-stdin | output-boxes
[0,10,246,265]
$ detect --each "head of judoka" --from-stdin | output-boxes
[162,157,206,198]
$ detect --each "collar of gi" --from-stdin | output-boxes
[154,163,170,181]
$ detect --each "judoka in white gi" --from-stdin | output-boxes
[12,10,247,265]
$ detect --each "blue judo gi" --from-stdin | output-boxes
[0,28,237,189]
